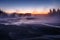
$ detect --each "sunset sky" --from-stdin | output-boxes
[0,0,60,14]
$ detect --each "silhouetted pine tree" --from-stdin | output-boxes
[48,9,53,16]
[52,9,57,16]
[57,8,60,16]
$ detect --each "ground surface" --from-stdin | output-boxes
[0,24,60,40]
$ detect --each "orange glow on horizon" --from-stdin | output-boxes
[32,11,48,14]
[5,10,49,14]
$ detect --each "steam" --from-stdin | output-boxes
[0,16,59,24]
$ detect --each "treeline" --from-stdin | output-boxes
[48,8,60,16]
[0,8,60,17]
[0,9,31,17]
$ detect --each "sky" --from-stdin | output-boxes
[0,0,60,14]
